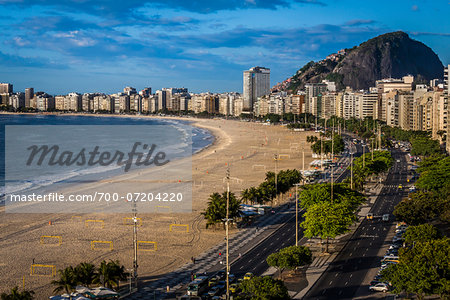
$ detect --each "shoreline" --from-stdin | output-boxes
[0,114,317,298]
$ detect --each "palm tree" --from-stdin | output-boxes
[74,262,96,287]
[1,286,34,300]
[94,260,128,290]
[51,266,76,295]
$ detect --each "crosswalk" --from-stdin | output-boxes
[127,143,355,299]
[126,205,294,299]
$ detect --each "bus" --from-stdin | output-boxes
[187,276,209,296]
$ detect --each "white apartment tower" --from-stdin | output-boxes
[243,66,270,112]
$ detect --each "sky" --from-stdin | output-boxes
[0,0,449,95]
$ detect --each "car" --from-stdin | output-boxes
[367,213,374,220]
[216,270,226,280]
[386,249,399,256]
[208,286,221,297]
[229,283,239,293]
[382,214,389,222]
[209,278,218,287]
[369,282,390,293]
[398,185,403,189]
[243,272,253,280]
[392,236,404,243]
[228,274,236,283]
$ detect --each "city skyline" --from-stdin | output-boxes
[0,0,449,94]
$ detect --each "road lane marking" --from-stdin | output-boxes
[350,274,353,278]
[345,281,348,286]
[329,281,333,286]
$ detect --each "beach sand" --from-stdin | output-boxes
[0,116,318,298]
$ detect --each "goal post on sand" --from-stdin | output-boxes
[40,235,62,246]
[252,164,266,171]
[85,219,104,228]
[30,264,56,277]
[278,154,290,160]
[91,240,113,251]
[154,206,172,213]
[123,217,142,226]
[137,241,157,251]
[169,224,189,233]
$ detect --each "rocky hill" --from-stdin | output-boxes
[277,31,444,92]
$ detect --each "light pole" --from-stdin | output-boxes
[350,152,354,190]
[294,183,301,246]
[132,200,138,288]
[274,154,278,203]
[225,167,230,300]
[331,118,334,202]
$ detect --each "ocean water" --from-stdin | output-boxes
[0,114,214,200]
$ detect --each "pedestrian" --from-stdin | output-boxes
[32,258,35,264]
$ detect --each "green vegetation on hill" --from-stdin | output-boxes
[282,31,443,93]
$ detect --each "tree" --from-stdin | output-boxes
[51,266,76,295]
[202,192,241,228]
[74,262,96,286]
[416,156,450,193]
[298,183,365,211]
[403,224,441,245]
[237,276,289,300]
[381,238,450,299]
[301,201,357,252]
[393,191,441,225]
[411,137,441,156]
[94,260,128,290]
[266,246,312,279]
[1,287,34,300]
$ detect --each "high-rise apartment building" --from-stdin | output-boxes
[0,83,13,94]
[25,88,34,107]
[243,66,270,112]
[444,65,450,153]
[305,83,327,115]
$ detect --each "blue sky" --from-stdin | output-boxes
[0,0,449,94]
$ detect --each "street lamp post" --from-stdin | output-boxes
[294,183,301,246]
[274,154,278,203]
[350,152,354,190]
[132,200,138,288]
[225,167,230,300]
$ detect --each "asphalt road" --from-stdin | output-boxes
[303,149,408,300]
[230,213,297,277]
[229,136,362,278]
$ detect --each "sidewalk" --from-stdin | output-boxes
[126,202,295,299]
[289,176,386,299]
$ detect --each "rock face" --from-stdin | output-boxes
[285,31,444,92]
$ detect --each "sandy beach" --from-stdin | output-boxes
[0,115,317,298]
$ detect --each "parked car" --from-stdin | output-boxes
[243,272,253,280]
[209,278,218,287]
[369,282,390,292]
[229,283,239,293]
[208,286,221,297]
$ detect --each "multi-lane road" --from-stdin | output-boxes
[228,137,362,279]
[303,149,408,299]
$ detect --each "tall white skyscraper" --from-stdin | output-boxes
[243,66,270,112]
